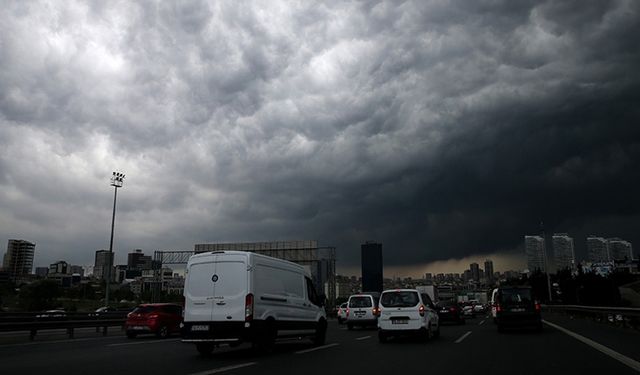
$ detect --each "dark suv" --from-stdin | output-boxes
[125,303,183,339]
[495,287,542,332]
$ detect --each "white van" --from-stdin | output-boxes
[346,293,380,330]
[181,251,327,355]
[377,289,439,342]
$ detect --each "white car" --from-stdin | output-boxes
[346,293,380,330]
[490,288,499,322]
[337,303,348,324]
[181,251,327,355]
[377,289,439,342]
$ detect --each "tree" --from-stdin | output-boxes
[19,280,61,311]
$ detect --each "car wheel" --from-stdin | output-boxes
[313,319,327,346]
[126,331,137,339]
[347,323,354,330]
[156,325,169,339]
[423,325,431,342]
[253,320,277,352]
[433,324,440,339]
[378,331,388,343]
[196,343,214,356]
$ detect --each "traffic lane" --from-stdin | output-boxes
[543,311,640,362]
[437,313,638,375]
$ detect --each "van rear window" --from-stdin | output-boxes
[499,288,532,306]
[380,291,419,307]
[349,296,372,308]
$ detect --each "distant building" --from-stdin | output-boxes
[587,236,610,262]
[553,233,575,270]
[424,273,433,283]
[94,250,114,281]
[608,238,634,261]
[127,249,152,271]
[2,239,35,280]
[484,260,494,283]
[70,265,84,277]
[49,261,70,275]
[35,267,49,278]
[361,242,383,293]
[470,263,480,282]
[525,235,546,272]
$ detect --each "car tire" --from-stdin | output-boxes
[337,317,343,324]
[378,331,387,343]
[126,331,137,339]
[253,320,277,352]
[196,343,214,356]
[423,325,431,342]
[347,323,354,330]
[313,319,327,346]
[433,324,440,339]
[156,325,169,339]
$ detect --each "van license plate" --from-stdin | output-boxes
[191,325,209,331]
[391,320,408,324]
[511,308,525,312]
[132,326,145,330]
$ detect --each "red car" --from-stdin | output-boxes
[125,303,183,339]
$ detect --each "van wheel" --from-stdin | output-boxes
[156,325,169,339]
[254,320,277,352]
[313,319,327,346]
[196,343,214,356]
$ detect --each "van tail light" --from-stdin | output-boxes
[449,307,457,312]
[496,304,502,313]
[535,302,541,312]
[373,307,380,316]
[346,308,350,317]
[245,293,254,322]
[419,304,425,317]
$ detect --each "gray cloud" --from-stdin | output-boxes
[0,0,638,270]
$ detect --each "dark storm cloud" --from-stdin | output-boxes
[0,1,638,269]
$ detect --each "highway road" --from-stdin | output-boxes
[1,312,639,375]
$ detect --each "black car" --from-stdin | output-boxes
[436,300,465,324]
[495,286,542,332]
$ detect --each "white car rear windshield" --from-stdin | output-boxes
[349,296,372,307]
[381,291,419,307]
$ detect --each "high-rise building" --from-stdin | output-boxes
[470,263,480,282]
[607,238,634,261]
[127,249,152,270]
[484,259,494,283]
[361,242,383,293]
[35,267,49,278]
[525,235,546,272]
[94,250,114,281]
[553,233,575,270]
[2,239,35,280]
[587,236,610,262]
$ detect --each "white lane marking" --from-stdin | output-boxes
[295,343,339,354]
[107,338,180,347]
[355,336,371,341]
[454,331,473,344]
[543,320,640,372]
[479,320,486,325]
[188,362,257,375]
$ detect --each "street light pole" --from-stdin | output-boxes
[541,222,553,303]
[105,171,125,308]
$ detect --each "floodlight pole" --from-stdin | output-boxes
[105,172,124,308]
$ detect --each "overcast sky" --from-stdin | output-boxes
[1,1,639,276]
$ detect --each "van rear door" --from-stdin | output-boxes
[211,256,248,322]
[184,260,215,322]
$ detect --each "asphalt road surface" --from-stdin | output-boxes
[1,313,639,375]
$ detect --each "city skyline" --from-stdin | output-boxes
[1,2,639,275]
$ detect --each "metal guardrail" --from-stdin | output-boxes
[0,311,129,340]
[543,304,640,329]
